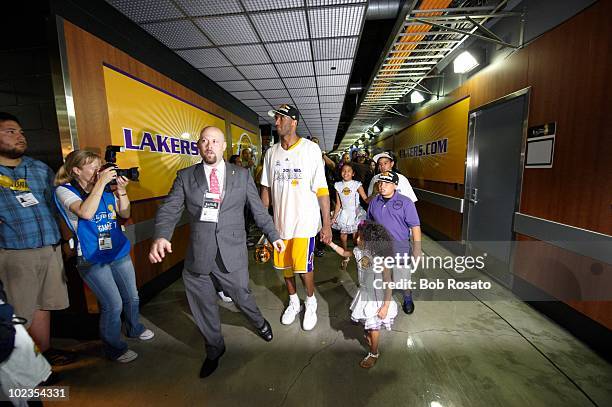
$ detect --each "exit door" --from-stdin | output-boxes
[463,89,529,287]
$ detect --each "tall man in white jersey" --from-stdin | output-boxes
[260,104,332,331]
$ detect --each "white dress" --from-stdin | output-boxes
[332,180,366,234]
[350,247,398,330]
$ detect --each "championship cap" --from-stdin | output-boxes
[378,171,399,185]
[268,104,299,122]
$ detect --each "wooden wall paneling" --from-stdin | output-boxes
[132,224,190,288]
[415,201,463,241]
[514,234,612,329]
[520,0,612,235]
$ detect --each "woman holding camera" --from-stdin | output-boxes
[54,150,153,363]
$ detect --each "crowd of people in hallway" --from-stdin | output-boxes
[0,104,421,403]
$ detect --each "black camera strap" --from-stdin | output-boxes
[69,179,89,199]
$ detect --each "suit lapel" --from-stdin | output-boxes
[193,162,208,193]
[220,163,235,210]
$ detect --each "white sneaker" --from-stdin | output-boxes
[217,291,233,303]
[139,329,155,341]
[303,301,318,331]
[116,349,138,363]
[281,301,302,325]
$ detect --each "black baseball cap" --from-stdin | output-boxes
[378,171,399,185]
[268,104,300,122]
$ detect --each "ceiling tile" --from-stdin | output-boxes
[321,108,342,114]
[175,0,242,16]
[243,0,304,11]
[318,86,347,95]
[283,76,316,88]
[319,94,345,104]
[260,89,291,98]
[317,74,349,87]
[251,78,286,90]
[176,48,230,68]
[306,0,366,6]
[217,80,255,92]
[251,10,308,42]
[312,37,358,60]
[200,66,244,81]
[195,15,259,45]
[237,64,279,79]
[320,102,344,109]
[308,5,366,39]
[276,62,315,77]
[244,98,273,107]
[265,41,312,63]
[296,103,320,110]
[293,96,319,105]
[142,20,211,49]
[107,0,183,23]
[221,44,271,65]
[314,59,353,76]
[266,98,292,106]
[231,90,263,100]
[289,88,318,98]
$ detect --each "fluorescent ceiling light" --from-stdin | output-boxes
[410,91,425,104]
[453,50,479,74]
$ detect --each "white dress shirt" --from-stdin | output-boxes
[203,159,225,195]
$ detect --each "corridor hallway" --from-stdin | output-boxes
[53,236,612,406]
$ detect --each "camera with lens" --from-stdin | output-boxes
[101,145,139,184]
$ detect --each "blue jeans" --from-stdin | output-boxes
[77,254,145,359]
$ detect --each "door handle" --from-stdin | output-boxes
[469,188,478,205]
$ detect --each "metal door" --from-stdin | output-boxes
[463,90,529,286]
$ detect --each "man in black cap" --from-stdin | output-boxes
[260,104,332,331]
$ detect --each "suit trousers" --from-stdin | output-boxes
[182,250,265,359]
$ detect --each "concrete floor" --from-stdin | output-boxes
[51,236,612,407]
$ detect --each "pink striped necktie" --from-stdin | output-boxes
[210,168,221,201]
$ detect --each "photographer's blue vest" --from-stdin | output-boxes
[55,183,130,264]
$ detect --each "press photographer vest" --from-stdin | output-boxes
[55,183,130,264]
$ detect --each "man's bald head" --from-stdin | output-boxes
[197,126,227,165]
[199,126,225,142]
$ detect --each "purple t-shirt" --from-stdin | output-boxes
[367,192,420,255]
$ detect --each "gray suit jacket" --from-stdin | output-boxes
[153,162,280,274]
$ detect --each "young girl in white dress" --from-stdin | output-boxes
[327,221,397,369]
[331,163,368,268]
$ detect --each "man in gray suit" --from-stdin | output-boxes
[149,126,284,378]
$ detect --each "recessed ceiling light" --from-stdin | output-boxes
[453,50,479,74]
[410,91,425,104]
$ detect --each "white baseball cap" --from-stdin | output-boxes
[372,152,394,162]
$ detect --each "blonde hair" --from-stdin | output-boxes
[54,150,100,186]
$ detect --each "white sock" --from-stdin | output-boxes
[305,295,317,305]
[289,293,299,306]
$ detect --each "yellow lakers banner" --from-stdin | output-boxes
[230,124,261,164]
[102,64,226,200]
[394,97,469,184]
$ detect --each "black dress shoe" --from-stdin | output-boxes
[199,347,225,378]
[256,319,273,342]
